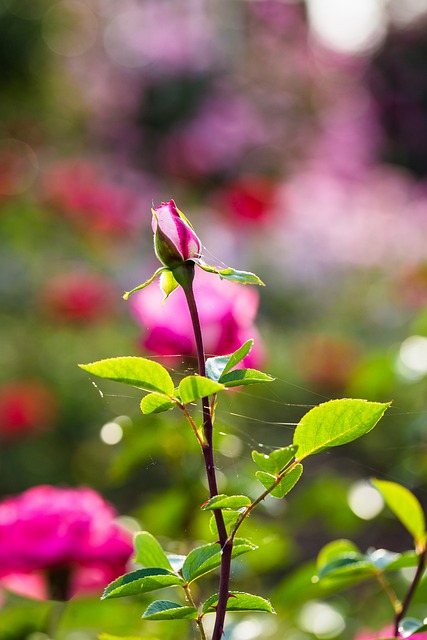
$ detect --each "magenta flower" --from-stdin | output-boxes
[355,627,427,639]
[152,199,201,268]
[129,268,264,368]
[0,486,133,599]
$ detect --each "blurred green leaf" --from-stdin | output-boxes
[202,591,275,615]
[372,479,426,548]
[102,568,183,599]
[182,538,257,583]
[134,532,173,570]
[201,494,251,510]
[140,393,176,414]
[178,375,224,403]
[219,368,275,388]
[141,600,198,620]
[79,356,174,395]
[293,399,390,460]
[317,539,362,570]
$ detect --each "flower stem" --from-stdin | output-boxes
[179,262,232,640]
[393,547,426,637]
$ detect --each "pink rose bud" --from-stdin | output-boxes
[152,200,201,268]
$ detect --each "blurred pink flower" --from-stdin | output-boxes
[129,269,264,367]
[40,271,117,325]
[0,486,133,599]
[355,627,427,639]
[161,90,267,179]
[0,381,57,440]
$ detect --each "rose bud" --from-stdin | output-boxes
[152,199,201,269]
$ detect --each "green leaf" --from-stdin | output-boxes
[140,393,176,414]
[399,618,427,637]
[201,494,252,511]
[182,539,257,583]
[293,399,390,461]
[79,356,175,395]
[209,510,241,537]
[123,267,168,300]
[205,340,254,382]
[134,532,173,570]
[141,600,198,621]
[372,479,426,548]
[219,368,275,388]
[202,591,275,615]
[220,340,254,377]
[252,445,298,475]
[255,464,303,498]
[195,260,265,286]
[178,376,224,404]
[101,568,183,599]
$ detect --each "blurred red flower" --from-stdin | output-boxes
[211,176,278,226]
[40,271,117,324]
[41,159,143,236]
[129,269,264,367]
[0,380,57,439]
[0,486,133,600]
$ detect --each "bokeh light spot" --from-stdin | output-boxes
[348,480,384,520]
[299,601,346,638]
[42,1,98,57]
[100,421,123,445]
[307,0,386,54]
[103,9,147,68]
[396,335,427,381]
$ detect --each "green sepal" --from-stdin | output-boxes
[101,568,183,600]
[141,600,198,620]
[140,393,176,414]
[194,259,265,286]
[255,464,303,498]
[79,356,175,395]
[252,445,298,475]
[219,368,275,388]
[178,375,224,404]
[159,270,179,300]
[134,532,173,570]
[209,510,241,537]
[181,538,257,583]
[202,591,275,615]
[372,479,426,550]
[201,494,252,511]
[123,267,168,300]
[293,399,391,461]
[205,340,254,382]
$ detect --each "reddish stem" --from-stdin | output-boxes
[179,262,232,640]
